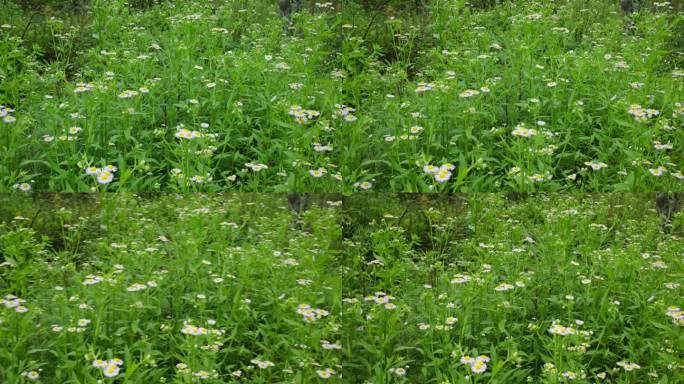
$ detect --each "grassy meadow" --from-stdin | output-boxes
[0,0,683,192]
[0,193,682,383]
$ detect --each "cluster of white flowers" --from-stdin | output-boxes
[12,182,32,192]
[84,164,117,184]
[511,123,538,137]
[627,104,659,122]
[175,128,203,139]
[1,294,29,313]
[296,304,330,322]
[93,358,123,378]
[289,105,320,125]
[364,291,397,309]
[250,358,275,369]
[415,82,435,93]
[333,104,357,122]
[460,355,490,374]
[126,281,157,292]
[423,163,455,183]
[1,104,16,123]
[666,306,683,326]
[73,82,94,93]
[548,322,577,336]
[245,162,268,172]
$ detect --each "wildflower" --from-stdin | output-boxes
[409,125,424,134]
[653,141,672,150]
[471,360,487,374]
[459,89,480,98]
[511,123,538,137]
[92,358,123,378]
[316,368,336,379]
[528,173,549,183]
[321,340,342,350]
[296,304,329,322]
[494,283,514,292]
[434,169,452,183]
[584,161,608,171]
[74,83,94,93]
[15,305,29,313]
[353,181,372,190]
[461,355,489,374]
[193,371,211,379]
[12,183,32,192]
[181,324,208,336]
[616,361,640,371]
[127,283,147,292]
[415,82,434,92]
[424,164,439,174]
[175,128,202,139]
[85,167,101,176]
[649,166,667,176]
[22,371,40,380]
[628,104,659,122]
[562,371,577,380]
[97,171,114,184]
[548,323,576,336]
[190,175,210,184]
[309,168,327,178]
[666,306,683,326]
[343,114,358,122]
[78,318,91,327]
[83,275,103,285]
[389,367,407,377]
[250,359,275,369]
[245,162,268,172]
[103,364,120,378]
[289,105,321,125]
[117,90,139,99]
[451,273,471,284]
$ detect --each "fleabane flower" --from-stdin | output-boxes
[93,358,123,378]
[316,368,336,379]
[309,168,327,178]
[250,359,275,369]
[97,171,114,184]
[548,323,576,336]
[181,324,208,336]
[584,161,607,171]
[649,166,667,177]
[22,371,40,380]
[511,123,538,137]
[434,168,452,183]
[461,355,489,374]
[12,183,32,192]
[616,361,640,371]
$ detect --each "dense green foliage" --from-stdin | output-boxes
[0,194,682,382]
[1,0,682,192]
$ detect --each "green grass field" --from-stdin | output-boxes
[0,194,682,383]
[1,0,683,192]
